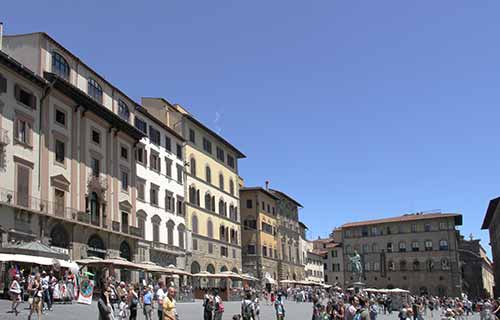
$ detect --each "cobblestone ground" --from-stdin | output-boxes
[0,299,482,320]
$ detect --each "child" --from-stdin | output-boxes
[119,294,129,319]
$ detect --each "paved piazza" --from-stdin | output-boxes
[0,299,482,320]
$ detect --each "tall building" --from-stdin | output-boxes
[141,98,245,275]
[240,187,280,286]
[482,196,500,296]
[0,33,146,280]
[458,234,494,298]
[134,107,188,269]
[270,189,306,281]
[340,212,463,297]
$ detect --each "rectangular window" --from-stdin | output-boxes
[247,245,256,255]
[150,185,159,206]
[216,147,225,161]
[331,250,337,258]
[149,126,160,145]
[411,224,417,232]
[262,246,268,257]
[412,241,419,252]
[134,117,147,134]
[262,222,273,235]
[121,171,128,191]
[136,147,145,164]
[246,199,253,208]
[55,109,66,126]
[176,144,183,160]
[16,164,30,207]
[439,222,447,230]
[189,129,195,143]
[227,155,235,168]
[153,223,160,242]
[221,246,228,257]
[137,180,145,201]
[91,130,100,145]
[192,239,198,251]
[121,146,128,160]
[165,136,172,152]
[91,158,100,177]
[208,243,214,254]
[150,153,160,172]
[55,139,65,163]
[177,196,184,215]
[425,240,433,251]
[203,137,212,154]
[165,191,174,212]
[387,242,393,253]
[15,84,36,109]
[165,158,172,177]
[424,224,431,232]
[176,164,183,184]
[54,189,65,215]
[15,118,31,145]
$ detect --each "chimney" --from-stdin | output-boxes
[0,22,3,51]
[265,180,269,191]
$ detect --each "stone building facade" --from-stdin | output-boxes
[340,213,463,297]
[0,33,146,282]
[482,197,500,297]
[458,235,494,299]
[313,238,344,286]
[141,98,245,276]
[240,187,280,286]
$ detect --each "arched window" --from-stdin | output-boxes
[229,179,235,195]
[229,205,235,220]
[218,199,225,215]
[52,52,70,80]
[207,264,215,274]
[152,215,161,242]
[167,220,175,245]
[119,241,131,261]
[191,261,201,274]
[413,260,420,271]
[190,158,196,176]
[178,224,185,249]
[118,100,130,121]
[220,225,226,241]
[88,78,103,103]
[400,260,407,271]
[205,193,212,211]
[87,234,106,259]
[220,266,228,272]
[207,220,213,238]
[439,239,449,251]
[219,174,224,190]
[205,166,211,183]
[50,224,69,249]
[191,215,199,234]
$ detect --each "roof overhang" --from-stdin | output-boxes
[482,197,500,229]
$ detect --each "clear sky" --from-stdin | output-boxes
[3,1,500,253]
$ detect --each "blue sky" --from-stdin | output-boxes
[3,1,500,253]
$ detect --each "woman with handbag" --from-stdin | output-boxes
[28,273,43,320]
[9,274,22,316]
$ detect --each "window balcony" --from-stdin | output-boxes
[129,226,142,238]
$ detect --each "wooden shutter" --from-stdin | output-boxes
[16,165,30,207]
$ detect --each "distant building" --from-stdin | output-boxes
[305,246,325,284]
[313,238,344,285]
[340,213,463,297]
[481,197,500,297]
[458,234,494,298]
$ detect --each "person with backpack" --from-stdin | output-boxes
[274,292,286,320]
[241,290,256,320]
[214,289,224,320]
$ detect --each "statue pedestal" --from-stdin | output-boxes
[352,281,366,294]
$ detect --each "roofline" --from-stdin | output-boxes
[482,197,500,229]
[135,107,185,142]
[5,32,145,116]
[0,50,48,87]
[269,189,303,208]
[342,213,463,229]
[184,113,246,158]
[299,221,308,230]
[240,187,280,200]
[44,72,145,141]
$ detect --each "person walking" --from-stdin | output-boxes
[274,292,286,320]
[118,295,129,320]
[203,289,214,320]
[28,273,43,320]
[156,282,166,320]
[162,287,177,320]
[142,285,153,320]
[9,274,22,316]
[98,285,114,320]
[241,290,255,320]
[369,299,378,320]
[214,289,224,320]
[312,295,323,320]
[41,271,51,312]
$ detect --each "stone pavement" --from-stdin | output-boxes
[0,299,482,320]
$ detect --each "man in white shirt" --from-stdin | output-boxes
[156,281,166,320]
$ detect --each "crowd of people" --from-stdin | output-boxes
[6,266,78,319]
